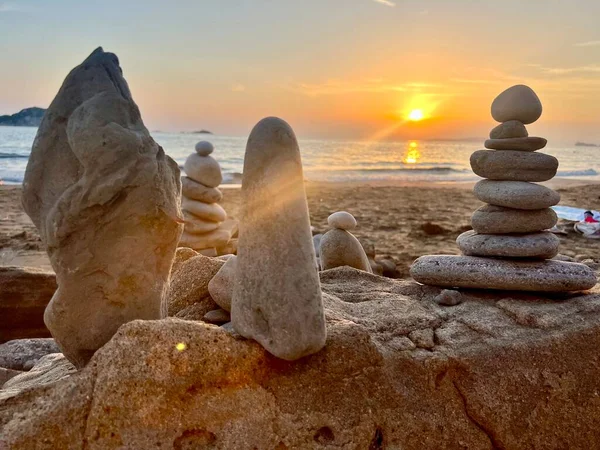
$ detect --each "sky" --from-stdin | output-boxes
[1,0,600,143]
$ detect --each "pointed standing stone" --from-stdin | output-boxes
[21,48,182,368]
[231,117,326,361]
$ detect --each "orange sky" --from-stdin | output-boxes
[1,0,600,143]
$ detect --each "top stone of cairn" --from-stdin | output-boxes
[491,84,542,124]
[195,141,214,156]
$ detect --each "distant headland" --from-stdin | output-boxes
[575,141,599,147]
[191,130,213,134]
[0,107,46,127]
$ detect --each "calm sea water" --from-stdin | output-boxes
[1,126,599,185]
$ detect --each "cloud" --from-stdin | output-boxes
[372,0,396,7]
[539,65,600,75]
[292,79,442,96]
[574,40,600,47]
[231,83,246,92]
[0,2,34,13]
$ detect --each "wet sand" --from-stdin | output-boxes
[2,179,600,276]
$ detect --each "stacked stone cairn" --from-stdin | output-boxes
[411,85,597,292]
[179,141,238,256]
[320,211,373,273]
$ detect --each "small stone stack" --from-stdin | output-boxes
[411,85,597,292]
[320,211,372,273]
[179,141,238,256]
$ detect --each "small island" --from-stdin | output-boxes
[0,107,46,127]
[191,129,213,134]
[575,141,599,147]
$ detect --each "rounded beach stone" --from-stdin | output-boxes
[183,153,222,187]
[208,254,237,312]
[470,150,558,182]
[179,228,232,250]
[195,141,214,157]
[491,84,542,124]
[231,117,326,361]
[410,255,596,292]
[489,120,528,139]
[473,180,560,210]
[471,205,557,234]
[434,289,463,306]
[327,211,357,231]
[457,230,560,259]
[183,211,220,234]
[320,228,373,273]
[202,308,230,324]
[181,197,227,222]
[484,137,547,151]
[181,177,223,203]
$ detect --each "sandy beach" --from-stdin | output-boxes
[2,178,599,276]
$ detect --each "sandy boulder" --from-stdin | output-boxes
[3,268,600,448]
[21,48,183,368]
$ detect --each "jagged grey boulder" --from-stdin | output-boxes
[231,117,326,361]
[21,48,183,368]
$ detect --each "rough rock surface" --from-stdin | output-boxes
[473,180,560,210]
[0,353,75,401]
[470,150,558,182]
[457,230,560,259]
[411,255,597,291]
[484,137,547,151]
[320,229,373,273]
[471,204,557,234]
[491,84,543,124]
[232,117,326,361]
[0,339,60,371]
[167,254,224,316]
[20,48,183,368]
[3,268,600,449]
[0,267,56,343]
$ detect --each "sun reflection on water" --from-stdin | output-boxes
[403,141,420,164]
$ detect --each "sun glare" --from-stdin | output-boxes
[404,141,420,164]
[408,109,424,121]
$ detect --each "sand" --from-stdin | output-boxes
[1,179,599,277]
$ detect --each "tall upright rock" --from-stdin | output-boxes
[231,117,326,360]
[21,48,183,368]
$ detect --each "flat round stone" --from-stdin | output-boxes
[470,150,558,182]
[195,141,214,156]
[457,230,560,259]
[491,85,542,124]
[471,205,557,234]
[327,211,357,230]
[489,120,528,139]
[181,177,223,203]
[183,211,221,234]
[181,198,227,222]
[485,137,547,151]
[410,255,596,292]
[183,153,222,187]
[474,180,560,210]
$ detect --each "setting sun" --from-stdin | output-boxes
[407,109,424,121]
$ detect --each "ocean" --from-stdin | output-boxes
[1,126,599,185]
